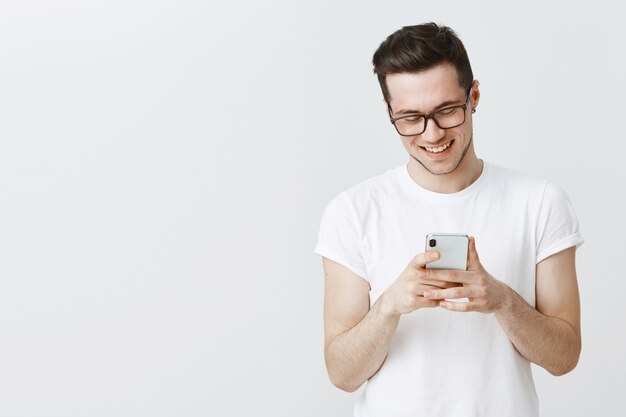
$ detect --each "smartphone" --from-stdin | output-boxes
[425,233,469,271]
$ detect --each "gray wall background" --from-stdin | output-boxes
[0,0,624,416]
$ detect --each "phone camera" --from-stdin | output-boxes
[429,239,436,247]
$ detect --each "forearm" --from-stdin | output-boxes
[495,288,581,376]
[325,295,401,392]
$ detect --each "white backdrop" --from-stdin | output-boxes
[0,1,624,416]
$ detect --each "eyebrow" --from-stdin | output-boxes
[393,98,462,115]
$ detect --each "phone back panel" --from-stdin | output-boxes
[425,233,469,270]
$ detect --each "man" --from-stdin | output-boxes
[314,23,583,417]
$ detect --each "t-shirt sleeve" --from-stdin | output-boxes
[535,182,584,263]
[313,192,368,280]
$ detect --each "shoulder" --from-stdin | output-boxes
[335,165,405,211]
[483,161,553,202]
[485,161,548,191]
[483,161,574,213]
[319,166,403,233]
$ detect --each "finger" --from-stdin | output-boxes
[421,299,441,309]
[467,236,481,271]
[439,300,483,312]
[419,280,461,289]
[409,251,440,269]
[423,286,476,300]
[425,269,471,284]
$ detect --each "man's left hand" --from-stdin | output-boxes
[423,236,512,313]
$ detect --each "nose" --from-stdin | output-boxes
[420,117,446,144]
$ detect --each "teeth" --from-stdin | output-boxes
[425,142,451,153]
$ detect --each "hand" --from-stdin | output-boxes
[380,251,462,316]
[422,237,512,313]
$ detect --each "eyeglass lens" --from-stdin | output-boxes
[395,107,466,136]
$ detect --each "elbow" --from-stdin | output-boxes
[334,381,361,393]
[548,357,579,376]
[548,343,582,377]
[328,372,363,393]
[548,363,577,377]
[325,347,365,393]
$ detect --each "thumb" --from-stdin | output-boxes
[409,250,440,269]
[467,236,481,271]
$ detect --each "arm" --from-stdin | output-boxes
[322,256,399,393]
[322,251,448,392]
[423,238,581,376]
[495,246,581,376]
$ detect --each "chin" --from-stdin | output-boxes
[412,155,461,176]
[425,163,460,176]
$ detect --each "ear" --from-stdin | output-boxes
[471,80,481,112]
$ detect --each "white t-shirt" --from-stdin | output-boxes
[314,160,584,417]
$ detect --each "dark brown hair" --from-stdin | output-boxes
[372,23,474,103]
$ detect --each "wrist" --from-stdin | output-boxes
[496,283,515,314]
[377,293,400,320]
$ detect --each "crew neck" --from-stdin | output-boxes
[398,160,490,201]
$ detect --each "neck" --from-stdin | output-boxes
[406,145,483,194]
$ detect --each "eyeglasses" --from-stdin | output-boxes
[388,88,472,136]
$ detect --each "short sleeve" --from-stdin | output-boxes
[535,182,584,263]
[314,192,367,279]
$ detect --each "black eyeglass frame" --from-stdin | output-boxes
[388,87,473,136]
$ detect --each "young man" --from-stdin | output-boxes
[314,23,583,417]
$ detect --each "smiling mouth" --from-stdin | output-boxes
[422,140,453,154]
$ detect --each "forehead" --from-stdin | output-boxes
[386,63,466,112]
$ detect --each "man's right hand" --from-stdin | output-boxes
[380,251,458,316]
